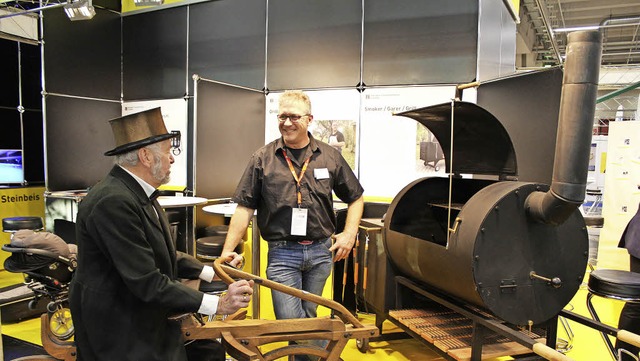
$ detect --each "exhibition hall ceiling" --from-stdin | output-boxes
[520,0,640,67]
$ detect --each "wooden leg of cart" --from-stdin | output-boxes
[40,314,77,361]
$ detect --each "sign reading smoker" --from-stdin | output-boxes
[385,31,602,326]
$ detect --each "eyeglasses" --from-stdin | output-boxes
[277,114,309,123]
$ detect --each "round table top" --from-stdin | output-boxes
[157,196,208,208]
[203,202,348,215]
[202,203,239,216]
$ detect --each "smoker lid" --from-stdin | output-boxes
[396,101,517,176]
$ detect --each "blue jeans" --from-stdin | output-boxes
[266,238,333,361]
[266,238,333,319]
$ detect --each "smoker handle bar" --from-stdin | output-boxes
[559,309,640,349]
[532,343,572,361]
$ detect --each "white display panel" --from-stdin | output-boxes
[359,86,457,198]
[600,121,640,269]
[266,89,361,174]
[265,86,459,199]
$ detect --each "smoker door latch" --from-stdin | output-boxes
[500,279,517,293]
[530,271,562,288]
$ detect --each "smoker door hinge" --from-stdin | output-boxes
[500,279,517,293]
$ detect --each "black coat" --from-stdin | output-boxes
[70,165,205,361]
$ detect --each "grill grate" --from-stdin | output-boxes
[389,308,547,360]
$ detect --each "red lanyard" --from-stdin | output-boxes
[282,150,311,207]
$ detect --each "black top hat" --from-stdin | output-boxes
[104,107,178,156]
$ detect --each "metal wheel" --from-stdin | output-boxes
[49,307,74,340]
[356,337,369,353]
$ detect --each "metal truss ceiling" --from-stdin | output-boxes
[520,0,640,66]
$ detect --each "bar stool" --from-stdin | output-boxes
[585,189,603,215]
[195,235,244,262]
[195,235,245,321]
[2,216,44,233]
[199,224,229,238]
[587,269,640,360]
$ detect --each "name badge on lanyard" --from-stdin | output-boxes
[282,149,312,236]
[291,208,308,236]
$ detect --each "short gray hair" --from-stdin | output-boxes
[115,149,139,166]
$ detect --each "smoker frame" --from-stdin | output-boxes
[352,31,609,360]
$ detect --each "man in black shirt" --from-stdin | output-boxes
[222,90,364,360]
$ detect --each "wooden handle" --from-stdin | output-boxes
[532,343,574,361]
[213,258,364,328]
[457,81,480,90]
[618,329,640,348]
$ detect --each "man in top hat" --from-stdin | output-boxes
[69,108,253,361]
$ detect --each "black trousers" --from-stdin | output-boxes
[616,256,640,361]
[185,339,226,361]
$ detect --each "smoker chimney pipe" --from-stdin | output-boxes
[525,31,603,226]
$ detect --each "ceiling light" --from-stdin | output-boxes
[554,25,600,33]
[64,0,95,21]
[133,0,164,6]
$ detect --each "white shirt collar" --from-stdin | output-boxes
[118,165,156,199]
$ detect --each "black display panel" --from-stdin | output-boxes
[21,42,43,110]
[123,7,188,100]
[45,96,121,191]
[22,109,45,184]
[189,0,266,92]
[43,8,120,99]
[267,0,361,90]
[0,39,19,108]
[194,81,264,199]
[0,108,21,149]
[477,68,563,184]
[363,0,478,86]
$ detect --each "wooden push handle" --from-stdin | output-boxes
[618,329,640,348]
[532,343,574,361]
[213,258,364,328]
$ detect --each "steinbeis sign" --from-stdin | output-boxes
[1,191,42,204]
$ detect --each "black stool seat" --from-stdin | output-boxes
[200,225,229,237]
[165,209,182,223]
[2,217,44,232]
[588,269,640,301]
[195,236,244,261]
[584,215,604,227]
[196,236,226,260]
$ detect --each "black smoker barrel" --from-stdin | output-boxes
[384,31,602,326]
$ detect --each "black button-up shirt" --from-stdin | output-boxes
[232,133,364,242]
